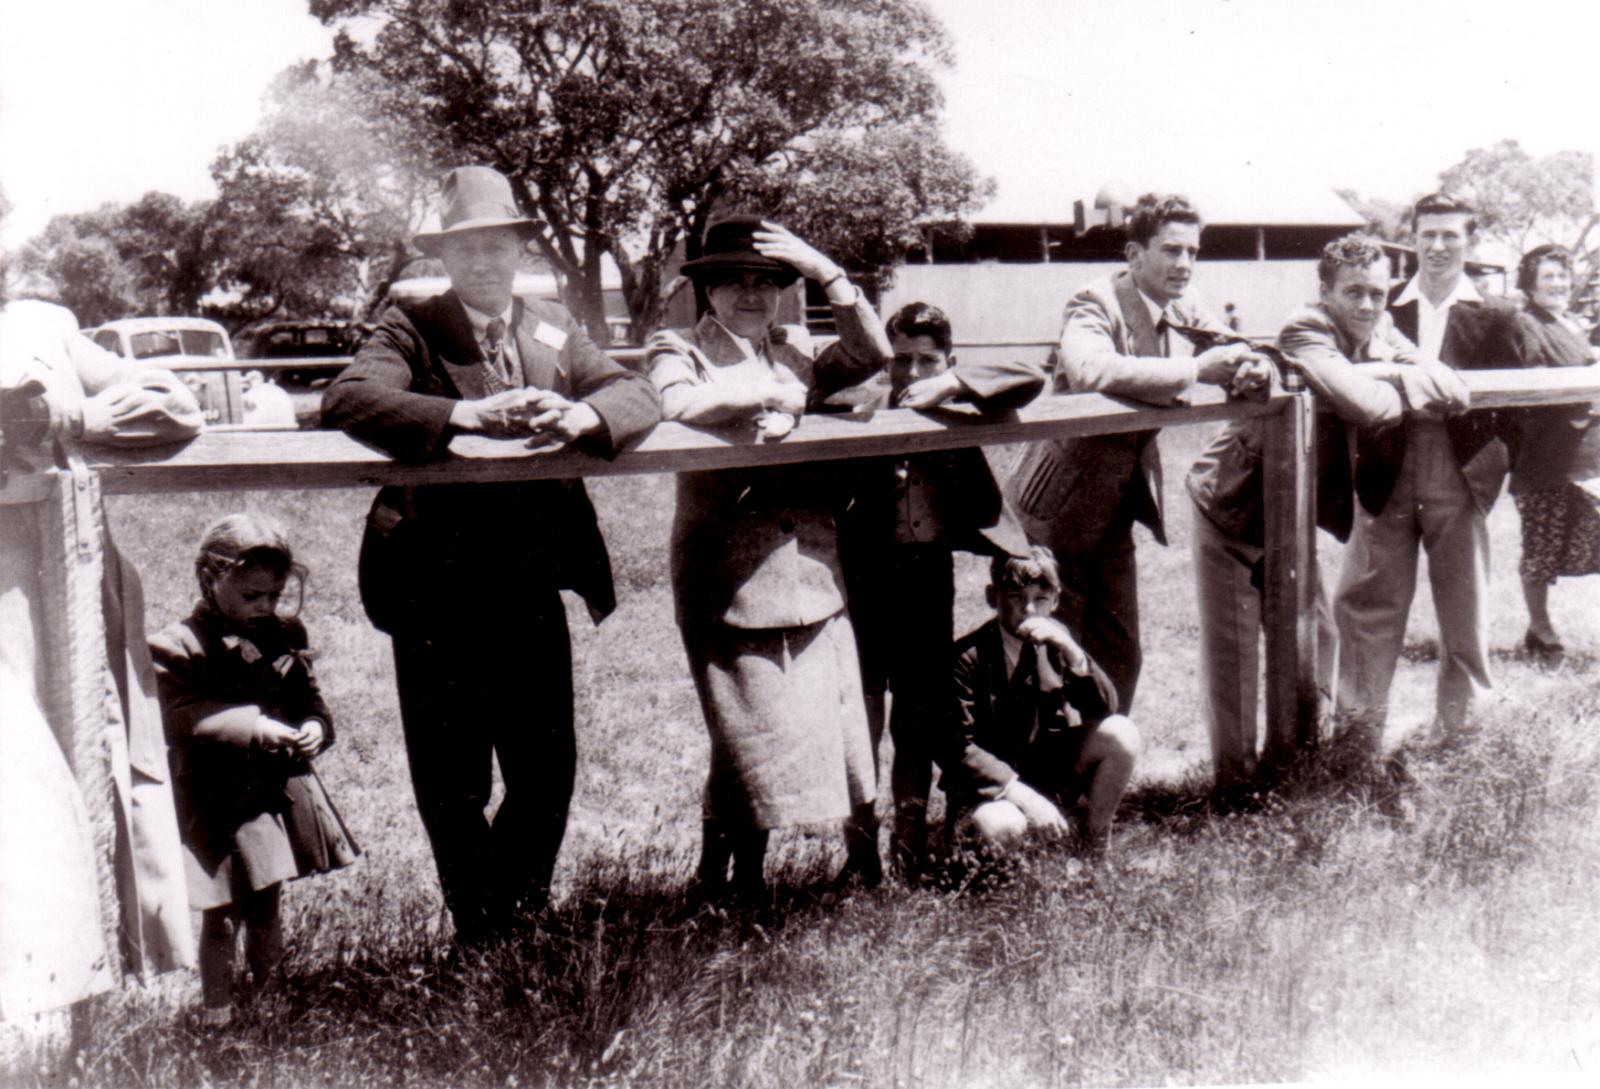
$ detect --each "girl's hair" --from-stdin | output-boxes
[195,513,307,617]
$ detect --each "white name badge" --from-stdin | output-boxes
[534,321,568,351]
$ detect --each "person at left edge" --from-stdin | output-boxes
[322,165,660,944]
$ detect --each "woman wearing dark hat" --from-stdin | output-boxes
[646,216,891,901]
[1508,243,1600,661]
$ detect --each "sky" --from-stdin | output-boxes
[2,0,1598,249]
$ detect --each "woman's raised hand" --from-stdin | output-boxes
[753,222,843,285]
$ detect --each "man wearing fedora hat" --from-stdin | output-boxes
[324,165,659,942]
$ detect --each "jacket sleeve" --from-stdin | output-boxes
[808,289,892,401]
[940,642,1020,801]
[1055,647,1120,724]
[951,356,1046,413]
[321,306,458,461]
[148,625,268,748]
[1277,309,1405,429]
[282,620,336,746]
[1059,285,1198,402]
[556,308,661,454]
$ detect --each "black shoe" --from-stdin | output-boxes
[1524,630,1564,663]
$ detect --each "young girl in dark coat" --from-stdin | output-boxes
[150,514,357,1025]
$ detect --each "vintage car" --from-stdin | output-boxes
[233,319,368,387]
[81,317,246,425]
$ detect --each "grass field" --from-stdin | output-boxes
[6,425,1600,1088]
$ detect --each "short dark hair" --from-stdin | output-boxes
[1318,233,1389,288]
[885,302,953,354]
[1517,243,1571,294]
[1410,192,1477,234]
[1127,193,1201,247]
[991,545,1063,595]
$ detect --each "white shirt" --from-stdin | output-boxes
[1392,274,1482,362]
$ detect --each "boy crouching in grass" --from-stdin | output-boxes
[938,547,1141,855]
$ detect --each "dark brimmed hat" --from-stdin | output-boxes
[679,215,800,287]
[412,166,539,257]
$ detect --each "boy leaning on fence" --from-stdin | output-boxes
[935,546,1141,857]
[1185,234,1470,796]
[835,302,1045,878]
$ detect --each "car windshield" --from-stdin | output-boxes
[128,328,228,359]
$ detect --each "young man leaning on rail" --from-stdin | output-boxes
[1332,194,1523,755]
[1185,234,1468,798]
[1005,193,1273,714]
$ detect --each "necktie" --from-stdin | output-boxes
[484,317,513,385]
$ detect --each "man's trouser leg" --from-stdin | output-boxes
[1334,466,1422,743]
[486,596,575,916]
[393,593,574,938]
[394,635,498,939]
[1412,432,1492,732]
[1053,518,1141,712]
[882,544,954,867]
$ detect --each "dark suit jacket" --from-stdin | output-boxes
[1356,283,1522,515]
[939,619,1119,803]
[322,291,660,634]
[837,356,1044,561]
[1509,304,1600,493]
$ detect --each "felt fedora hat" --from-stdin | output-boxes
[412,166,539,257]
[679,215,800,287]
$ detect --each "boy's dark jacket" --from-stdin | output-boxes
[939,618,1119,802]
[835,356,1045,559]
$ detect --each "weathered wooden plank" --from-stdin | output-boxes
[1459,365,1600,407]
[85,385,1280,494]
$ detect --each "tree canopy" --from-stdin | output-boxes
[208,61,439,322]
[1438,139,1598,272]
[18,193,224,327]
[307,0,990,340]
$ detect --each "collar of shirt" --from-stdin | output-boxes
[1392,273,1482,311]
[706,316,776,362]
[1394,273,1480,359]
[1133,284,1178,329]
[461,299,516,342]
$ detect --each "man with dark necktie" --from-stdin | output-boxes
[324,166,660,942]
[1006,192,1272,710]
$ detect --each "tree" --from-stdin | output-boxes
[17,193,224,326]
[728,121,991,294]
[1335,187,1411,244]
[307,0,990,342]
[1439,140,1598,264]
[209,62,439,322]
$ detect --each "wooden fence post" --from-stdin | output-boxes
[1261,389,1320,772]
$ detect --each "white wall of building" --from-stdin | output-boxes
[879,260,1324,367]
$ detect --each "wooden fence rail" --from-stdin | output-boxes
[13,363,1600,776]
